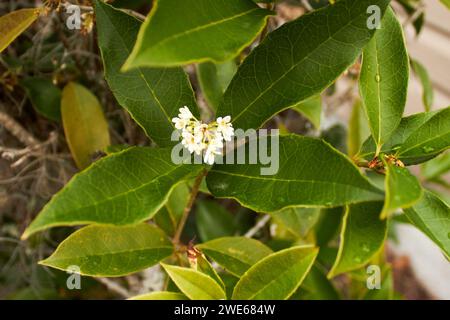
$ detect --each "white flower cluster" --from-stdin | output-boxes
[172,106,234,165]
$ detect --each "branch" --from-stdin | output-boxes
[173,169,208,245]
[96,277,130,298]
[0,110,40,146]
[244,214,271,238]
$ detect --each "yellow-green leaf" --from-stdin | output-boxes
[381,160,422,219]
[39,224,173,277]
[61,82,110,169]
[0,8,40,52]
[197,237,273,277]
[161,264,226,300]
[292,96,322,129]
[232,246,318,300]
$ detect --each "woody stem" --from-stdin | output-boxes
[173,169,208,245]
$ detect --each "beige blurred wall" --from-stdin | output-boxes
[400,0,450,114]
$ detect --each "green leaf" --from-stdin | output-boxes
[21,77,61,121]
[359,108,450,165]
[348,99,370,157]
[404,190,450,259]
[22,147,204,239]
[381,160,422,219]
[294,265,340,300]
[129,291,187,300]
[207,135,383,212]
[232,246,318,300]
[440,0,450,10]
[123,0,272,68]
[196,200,236,242]
[328,202,387,278]
[197,237,273,277]
[154,182,190,236]
[359,7,409,150]
[314,207,344,247]
[359,110,437,159]
[61,82,110,169]
[161,264,226,300]
[364,267,394,300]
[196,60,237,112]
[218,0,391,131]
[292,95,322,129]
[196,254,226,290]
[0,8,40,52]
[412,60,434,111]
[39,224,173,277]
[95,1,198,146]
[421,151,450,181]
[271,207,321,238]
[396,107,450,165]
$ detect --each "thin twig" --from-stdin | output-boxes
[173,169,208,245]
[0,110,40,146]
[96,277,130,298]
[301,0,313,11]
[244,214,271,238]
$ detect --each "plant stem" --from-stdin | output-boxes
[173,169,207,245]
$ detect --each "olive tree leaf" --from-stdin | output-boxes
[161,264,226,300]
[196,60,237,112]
[348,99,370,157]
[129,291,187,300]
[271,207,321,238]
[359,107,450,165]
[292,95,322,129]
[421,151,450,181]
[412,59,434,112]
[359,7,409,151]
[196,200,237,242]
[123,0,273,68]
[207,135,383,212]
[61,82,110,169]
[293,265,340,300]
[396,107,450,165]
[154,182,190,236]
[381,160,422,219]
[328,202,387,278]
[232,246,318,300]
[196,254,226,290]
[0,8,40,52]
[439,0,450,10]
[21,77,61,121]
[39,224,173,277]
[22,147,204,239]
[359,110,438,160]
[95,1,198,146]
[197,237,273,277]
[217,0,391,131]
[404,190,450,259]
[314,207,344,247]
